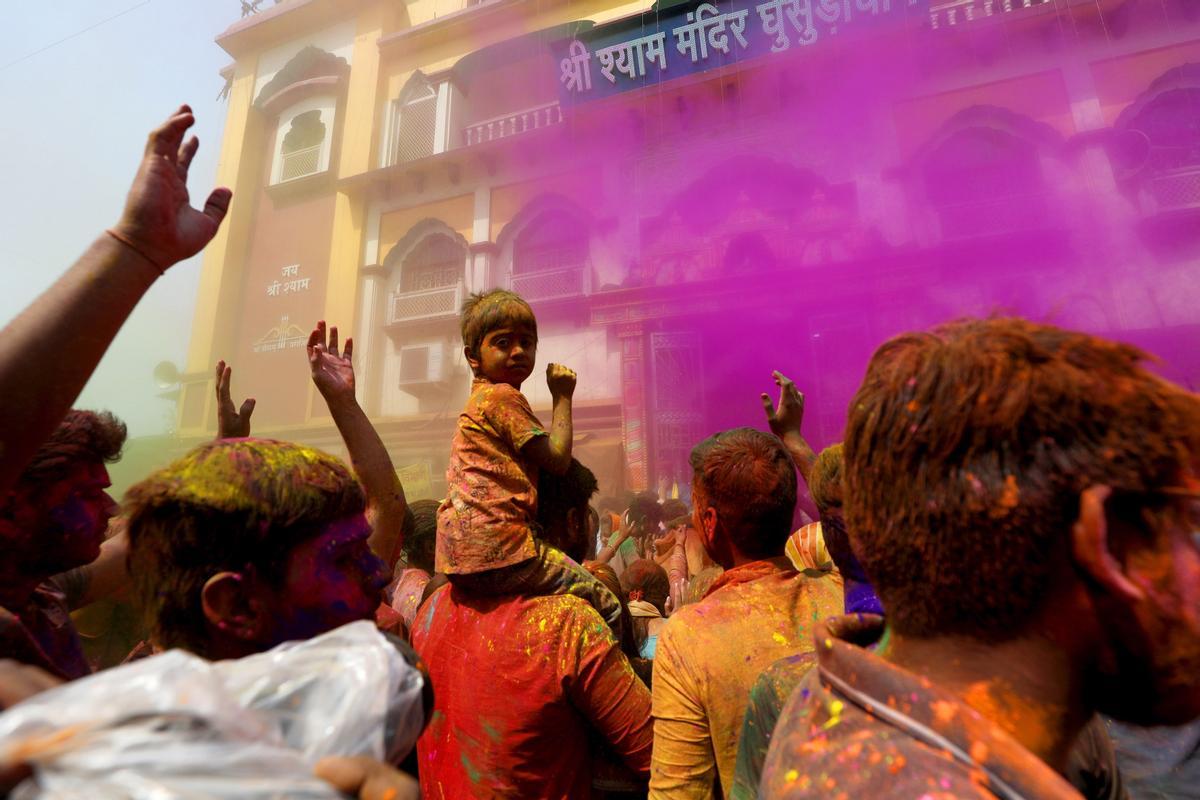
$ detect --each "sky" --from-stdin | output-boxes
[0,0,239,438]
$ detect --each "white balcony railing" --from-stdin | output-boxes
[465,102,563,147]
[389,282,463,325]
[279,143,322,182]
[934,193,1052,240]
[1145,166,1200,214]
[929,0,1052,29]
[509,265,589,303]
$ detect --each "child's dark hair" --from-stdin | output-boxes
[460,290,538,363]
[626,491,663,532]
[401,499,439,573]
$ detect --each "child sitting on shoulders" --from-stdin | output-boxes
[436,290,620,626]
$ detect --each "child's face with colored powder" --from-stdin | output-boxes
[470,324,537,388]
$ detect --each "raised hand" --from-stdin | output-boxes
[761,370,805,439]
[308,320,355,404]
[215,360,255,439]
[112,106,232,271]
[547,362,577,399]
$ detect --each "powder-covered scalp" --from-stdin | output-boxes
[690,427,797,560]
[844,316,1200,641]
[460,289,538,362]
[809,444,844,516]
[124,437,366,652]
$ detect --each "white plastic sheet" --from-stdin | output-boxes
[0,621,426,799]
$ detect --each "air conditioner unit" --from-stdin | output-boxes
[397,342,448,387]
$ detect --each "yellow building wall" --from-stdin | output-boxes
[179,59,268,434]
[319,4,389,423]
[380,0,649,97]
[380,194,475,256]
[489,170,600,242]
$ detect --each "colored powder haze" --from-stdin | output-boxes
[3,1,1199,495]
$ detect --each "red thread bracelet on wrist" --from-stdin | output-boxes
[105,229,165,276]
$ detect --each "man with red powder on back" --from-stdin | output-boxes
[411,459,652,799]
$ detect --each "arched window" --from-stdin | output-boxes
[924,127,1042,206]
[722,231,776,274]
[922,126,1048,239]
[513,212,588,274]
[402,235,464,292]
[1119,78,1200,216]
[391,74,439,164]
[278,109,328,181]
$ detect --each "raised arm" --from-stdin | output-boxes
[567,609,654,778]
[761,371,820,520]
[308,321,407,567]
[523,362,576,475]
[214,360,255,439]
[594,514,635,565]
[761,371,816,483]
[0,106,231,495]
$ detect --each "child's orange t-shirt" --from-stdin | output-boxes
[436,378,547,574]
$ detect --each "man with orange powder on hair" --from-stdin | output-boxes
[761,318,1200,799]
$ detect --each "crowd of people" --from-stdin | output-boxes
[0,106,1197,800]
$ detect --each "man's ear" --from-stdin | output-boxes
[201,571,268,642]
[697,505,721,561]
[463,345,480,375]
[1071,485,1145,603]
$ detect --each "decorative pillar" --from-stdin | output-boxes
[617,322,650,491]
[469,186,494,291]
[468,242,498,294]
[356,264,389,415]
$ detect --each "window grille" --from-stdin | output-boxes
[393,81,438,164]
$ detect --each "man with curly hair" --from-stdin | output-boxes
[0,410,127,679]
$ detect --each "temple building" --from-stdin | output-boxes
[179,0,1200,499]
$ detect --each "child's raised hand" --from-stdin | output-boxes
[761,370,805,439]
[547,362,577,399]
[307,320,356,404]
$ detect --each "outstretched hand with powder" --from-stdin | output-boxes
[307,320,355,405]
[306,319,408,567]
[761,370,817,484]
[112,105,233,272]
[761,370,804,439]
[214,360,255,439]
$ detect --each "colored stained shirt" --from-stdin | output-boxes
[436,378,547,575]
[649,557,843,799]
[0,576,91,681]
[730,651,817,800]
[411,585,654,799]
[388,567,432,630]
[761,614,1089,800]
